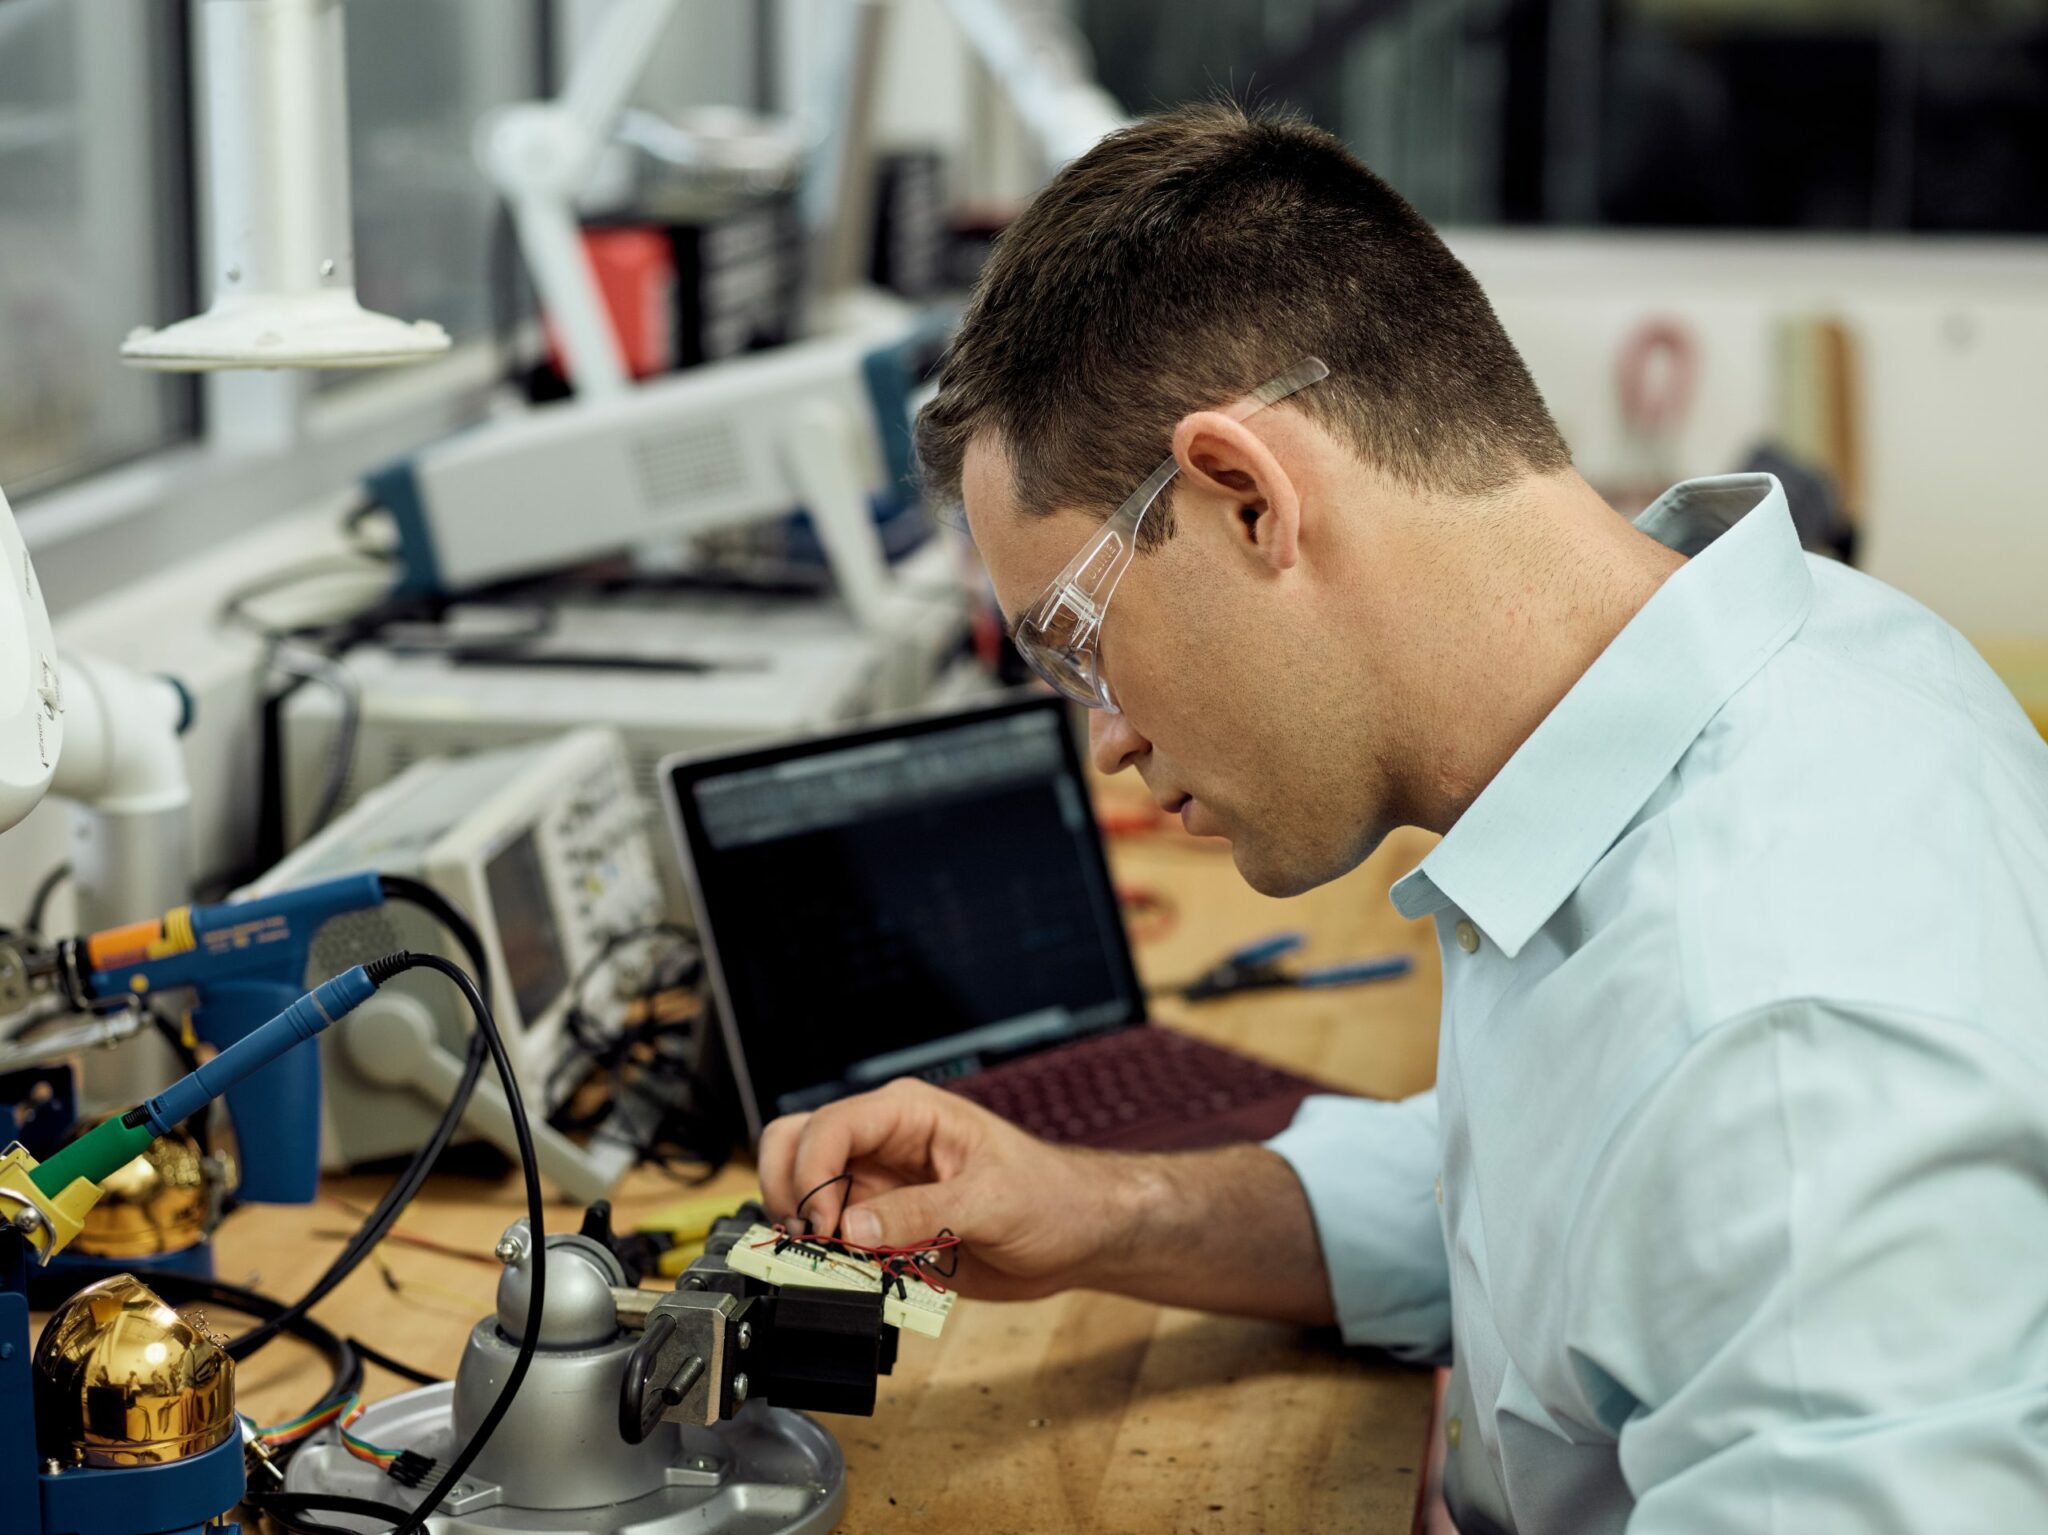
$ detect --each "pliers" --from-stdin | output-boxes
[1181,931,1412,1002]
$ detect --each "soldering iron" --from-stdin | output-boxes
[0,872,456,1208]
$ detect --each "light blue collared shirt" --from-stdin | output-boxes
[1269,474,2048,1534]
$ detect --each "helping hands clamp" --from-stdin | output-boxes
[602,1203,900,1441]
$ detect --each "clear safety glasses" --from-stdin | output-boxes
[1012,357,1330,713]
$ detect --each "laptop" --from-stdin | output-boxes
[660,692,1336,1151]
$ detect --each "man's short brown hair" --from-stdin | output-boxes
[915,103,1570,545]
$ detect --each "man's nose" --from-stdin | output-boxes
[1090,708,1150,775]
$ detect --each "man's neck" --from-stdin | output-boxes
[1406,473,1685,835]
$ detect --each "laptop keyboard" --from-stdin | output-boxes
[949,1027,1315,1147]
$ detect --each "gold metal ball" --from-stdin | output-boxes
[72,1125,221,1259]
[32,1273,237,1466]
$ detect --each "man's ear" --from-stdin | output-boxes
[1170,410,1301,572]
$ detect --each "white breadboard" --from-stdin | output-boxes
[724,1223,958,1338]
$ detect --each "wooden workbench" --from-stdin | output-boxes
[218,810,1444,1534]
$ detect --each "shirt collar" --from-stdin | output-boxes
[1390,473,1814,958]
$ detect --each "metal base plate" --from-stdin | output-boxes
[282,1383,845,1535]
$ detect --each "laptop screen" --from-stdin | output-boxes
[665,696,1145,1129]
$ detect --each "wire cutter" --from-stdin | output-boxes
[1181,930,1412,1002]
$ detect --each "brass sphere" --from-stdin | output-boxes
[72,1124,222,1259]
[33,1273,237,1466]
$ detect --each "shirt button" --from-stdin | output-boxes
[1455,920,1480,954]
[1446,1415,1463,1450]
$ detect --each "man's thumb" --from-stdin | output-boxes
[843,1184,954,1249]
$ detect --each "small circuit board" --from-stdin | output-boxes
[725,1223,958,1338]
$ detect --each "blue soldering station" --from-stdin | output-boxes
[2,951,394,1535]
[48,873,390,1205]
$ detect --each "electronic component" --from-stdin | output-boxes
[724,1222,956,1338]
[279,605,899,916]
[248,729,666,1201]
[366,304,950,607]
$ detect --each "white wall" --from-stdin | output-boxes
[1451,233,2048,641]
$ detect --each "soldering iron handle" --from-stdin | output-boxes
[136,966,378,1136]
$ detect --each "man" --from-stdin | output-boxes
[758,104,2048,1531]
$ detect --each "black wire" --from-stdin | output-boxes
[360,950,545,1535]
[347,1336,442,1387]
[917,1228,961,1281]
[243,1491,413,1535]
[546,923,728,1179]
[23,862,70,936]
[218,555,396,649]
[225,877,494,1364]
[795,1171,854,1233]
[266,647,360,838]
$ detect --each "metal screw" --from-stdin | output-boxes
[682,1274,707,1290]
[494,1231,528,1264]
[452,1484,470,1497]
[14,1209,38,1234]
[737,1322,752,1352]
[692,1456,716,1473]
[731,1373,749,1403]
[43,1458,62,1475]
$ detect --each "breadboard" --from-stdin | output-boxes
[724,1223,957,1338]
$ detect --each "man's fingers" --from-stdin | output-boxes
[841,1180,960,1250]
[757,1112,811,1222]
[786,1081,949,1237]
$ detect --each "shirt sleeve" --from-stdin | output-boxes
[1560,1001,2048,1532]
[1266,1090,1451,1365]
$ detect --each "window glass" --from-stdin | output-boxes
[1078,0,2048,233]
[341,0,548,356]
[0,0,196,496]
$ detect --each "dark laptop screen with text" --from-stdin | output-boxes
[675,702,1144,1118]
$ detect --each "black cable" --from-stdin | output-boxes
[546,923,729,1179]
[347,1336,442,1387]
[265,648,360,839]
[795,1171,853,1232]
[243,1491,413,1535]
[23,862,70,936]
[359,950,545,1535]
[219,555,396,649]
[225,877,494,1364]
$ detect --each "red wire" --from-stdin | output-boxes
[752,1224,963,1292]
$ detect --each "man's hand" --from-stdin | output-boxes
[757,1077,1340,1325]
[758,1078,1129,1299]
